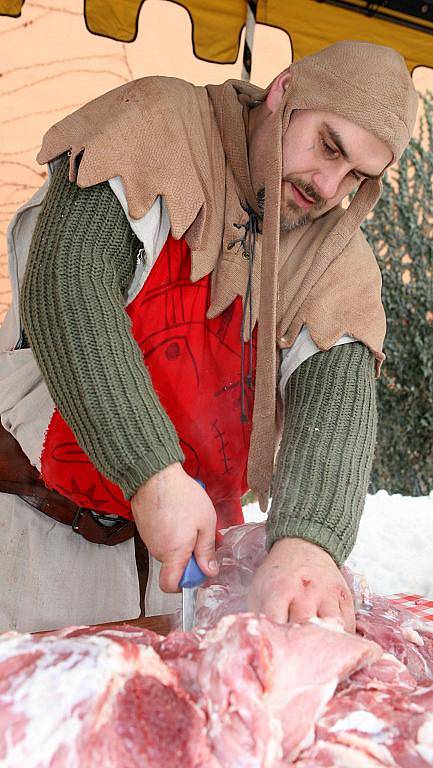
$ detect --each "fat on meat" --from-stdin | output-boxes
[3,522,433,767]
[0,614,381,768]
[293,654,433,767]
[196,614,381,766]
[196,524,433,683]
[0,626,215,768]
[355,594,433,685]
[195,523,433,765]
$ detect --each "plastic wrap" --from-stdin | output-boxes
[195,522,267,627]
[196,522,433,684]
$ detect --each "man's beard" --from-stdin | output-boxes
[257,178,325,232]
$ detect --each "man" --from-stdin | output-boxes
[0,40,417,633]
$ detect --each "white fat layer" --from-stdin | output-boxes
[264,717,284,767]
[416,744,433,762]
[381,652,402,663]
[280,678,339,763]
[418,717,433,746]
[333,732,395,764]
[267,676,339,710]
[201,613,238,645]
[246,618,260,636]
[402,626,424,646]
[324,741,395,767]
[0,635,172,768]
[331,710,387,735]
[308,616,345,632]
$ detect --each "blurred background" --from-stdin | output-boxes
[0,0,432,496]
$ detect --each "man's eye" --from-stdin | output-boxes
[320,137,338,157]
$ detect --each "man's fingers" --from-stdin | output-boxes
[193,517,219,578]
[337,575,356,633]
[265,600,291,624]
[248,578,295,623]
[338,591,356,634]
[317,593,356,633]
[159,556,190,593]
[288,596,319,625]
[317,597,343,625]
[158,517,219,593]
[251,589,294,624]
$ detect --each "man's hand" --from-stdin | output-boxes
[248,537,355,633]
[131,463,219,593]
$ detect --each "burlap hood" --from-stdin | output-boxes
[37,40,418,509]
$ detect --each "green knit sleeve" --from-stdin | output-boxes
[20,157,184,500]
[267,342,377,565]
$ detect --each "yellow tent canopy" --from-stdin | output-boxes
[1,0,432,73]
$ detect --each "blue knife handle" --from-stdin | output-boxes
[179,553,207,588]
[179,478,207,589]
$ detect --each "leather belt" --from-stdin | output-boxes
[19,495,135,545]
[0,422,135,546]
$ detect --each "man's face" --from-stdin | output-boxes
[254,108,393,232]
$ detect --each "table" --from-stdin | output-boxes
[37,596,433,638]
[389,594,433,622]
[95,596,433,636]
[90,614,178,636]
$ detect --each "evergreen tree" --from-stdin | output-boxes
[362,92,433,495]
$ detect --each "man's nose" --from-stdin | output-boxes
[311,170,346,201]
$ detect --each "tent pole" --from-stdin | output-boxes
[242,0,258,81]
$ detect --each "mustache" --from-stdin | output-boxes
[256,178,326,218]
[284,177,325,207]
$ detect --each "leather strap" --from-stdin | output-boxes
[0,423,135,546]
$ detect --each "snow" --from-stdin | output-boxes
[243,490,433,599]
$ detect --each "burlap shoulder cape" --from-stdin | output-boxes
[37,43,417,508]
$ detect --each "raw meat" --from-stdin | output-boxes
[0,614,380,767]
[0,626,214,768]
[195,522,267,628]
[340,566,433,685]
[3,522,433,767]
[356,594,433,685]
[293,654,433,767]
[197,614,381,766]
[195,523,433,765]
[158,630,203,702]
[196,523,433,683]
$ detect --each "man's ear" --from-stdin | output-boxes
[265,69,292,114]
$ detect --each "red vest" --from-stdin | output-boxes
[41,235,256,530]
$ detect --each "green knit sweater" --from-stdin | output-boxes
[20,159,377,565]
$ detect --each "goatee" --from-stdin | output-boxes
[257,180,324,232]
[280,212,312,232]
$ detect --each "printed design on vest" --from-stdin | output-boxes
[40,235,257,529]
[42,434,130,513]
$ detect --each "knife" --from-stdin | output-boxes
[179,479,207,632]
[179,553,206,632]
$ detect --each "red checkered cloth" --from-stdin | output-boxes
[388,593,433,622]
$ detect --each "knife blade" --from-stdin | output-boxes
[178,478,208,632]
[179,553,206,631]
